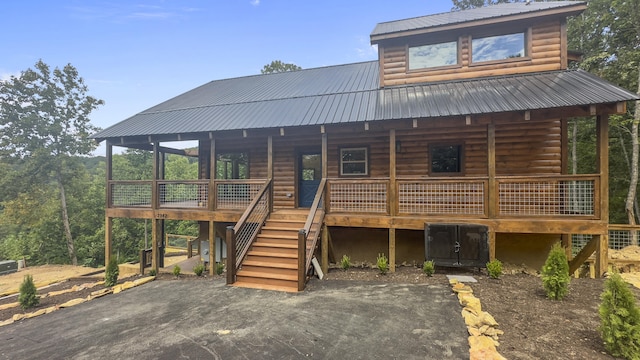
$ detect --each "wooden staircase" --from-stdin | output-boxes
[233,209,308,292]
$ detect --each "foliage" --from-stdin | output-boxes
[486,259,503,279]
[599,273,640,359]
[541,243,570,300]
[193,262,205,277]
[451,0,513,11]
[148,269,157,276]
[422,260,435,277]
[376,253,389,275]
[216,262,225,276]
[173,264,181,277]
[18,274,39,310]
[340,255,351,270]
[261,60,301,74]
[0,60,103,266]
[104,258,119,287]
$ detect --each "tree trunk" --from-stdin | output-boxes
[57,172,77,265]
[625,69,640,245]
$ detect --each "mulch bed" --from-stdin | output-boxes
[325,265,640,360]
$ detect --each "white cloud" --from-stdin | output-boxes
[355,36,378,60]
[250,0,261,6]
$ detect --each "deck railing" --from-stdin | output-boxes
[398,178,487,216]
[326,179,389,214]
[159,180,209,208]
[299,179,327,290]
[214,180,265,210]
[109,181,153,207]
[496,175,597,217]
[226,179,272,284]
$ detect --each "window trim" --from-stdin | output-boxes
[339,147,369,177]
[406,39,462,72]
[428,143,464,176]
[469,29,531,66]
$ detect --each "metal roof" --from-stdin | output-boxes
[92,63,639,141]
[371,1,586,40]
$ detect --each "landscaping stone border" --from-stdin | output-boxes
[0,276,155,327]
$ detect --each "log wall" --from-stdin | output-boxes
[380,20,563,86]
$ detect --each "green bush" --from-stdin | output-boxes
[104,258,119,287]
[377,253,389,275]
[18,274,39,310]
[193,262,205,277]
[541,243,570,300]
[486,259,503,279]
[341,255,351,270]
[148,269,157,276]
[422,260,435,277]
[216,262,225,275]
[172,264,181,277]
[599,273,640,359]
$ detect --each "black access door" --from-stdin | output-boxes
[298,152,322,207]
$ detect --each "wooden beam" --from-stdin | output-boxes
[597,115,609,222]
[413,119,418,128]
[209,139,216,211]
[524,111,531,121]
[466,115,471,125]
[569,235,598,274]
[322,133,328,178]
[151,219,160,273]
[389,228,396,273]
[298,230,306,291]
[595,233,609,278]
[152,143,159,209]
[226,226,236,284]
[267,136,273,180]
[488,230,496,261]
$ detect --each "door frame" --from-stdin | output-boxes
[296,147,322,208]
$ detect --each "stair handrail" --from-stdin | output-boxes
[226,178,272,284]
[300,178,327,286]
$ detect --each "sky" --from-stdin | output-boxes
[2,1,454,156]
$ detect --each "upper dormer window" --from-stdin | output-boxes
[471,32,525,63]
[408,41,458,70]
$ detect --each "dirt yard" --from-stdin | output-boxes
[0,265,102,297]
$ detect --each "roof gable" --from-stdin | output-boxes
[371,1,587,43]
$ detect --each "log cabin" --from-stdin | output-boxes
[92,1,639,292]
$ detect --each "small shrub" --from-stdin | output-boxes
[541,243,570,300]
[376,253,389,275]
[216,262,225,275]
[18,274,39,310]
[423,260,435,277]
[172,264,181,277]
[193,262,205,277]
[341,255,351,270]
[104,258,119,287]
[148,269,157,276]
[599,273,640,359]
[486,259,503,279]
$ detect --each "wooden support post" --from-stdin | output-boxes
[487,124,497,218]
[209,221,215,277]
[389,227,396,273]
[595,233,609,278]
[569,235,598,274]
[151,219,160,273]
[596,115,609,277]
[226,226,236,284]
[488,230,496,261]
[321,225,329,274]
[209,138,216,211]
[298,229,306,291]
[105,216,112,266]
[322,134,328,179]
[561,234,572,259]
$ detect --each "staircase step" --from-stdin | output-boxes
[259,229,301,237]
[247,249,297,258]
[237,269,297,281]
[243,258,297,269]
[235,275,298,289]
[256,233,298,240]
[251,241,298,249]
[232,280,299,293]
[264,220,305,228]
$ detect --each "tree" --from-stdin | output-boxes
[261,60,301,74]
[0,60,104,265]
[451,0,513,11]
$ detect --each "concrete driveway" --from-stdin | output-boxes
[0,279,468,359]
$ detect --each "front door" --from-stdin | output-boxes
[298,152,322,208]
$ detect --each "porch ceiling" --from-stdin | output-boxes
[92,63,638,142]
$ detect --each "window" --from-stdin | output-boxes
[340,147,368,176]
[430,144,462,174]
[216,152,248,179]
[472,32,525,63]
[408,41,458,70]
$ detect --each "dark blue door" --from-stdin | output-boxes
[298,153,322,207]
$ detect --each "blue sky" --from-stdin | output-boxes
[3,1,454,155]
